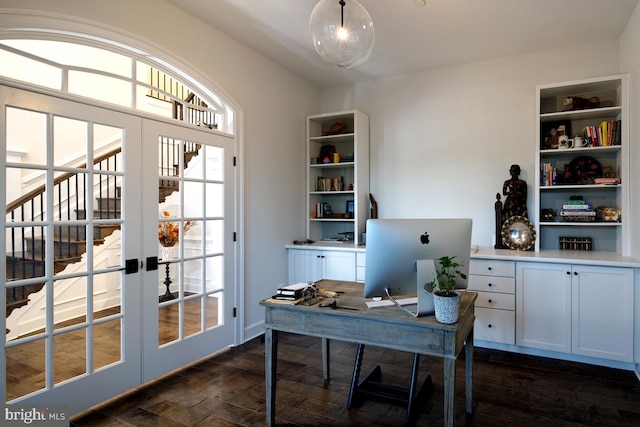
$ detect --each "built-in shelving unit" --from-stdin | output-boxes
[306,110,369,243]
[534,75,629,254]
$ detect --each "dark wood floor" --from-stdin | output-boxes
[70,332,640,426]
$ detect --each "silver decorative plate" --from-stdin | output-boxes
[501,215,536,251]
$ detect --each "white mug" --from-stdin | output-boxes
[573,136,586,148]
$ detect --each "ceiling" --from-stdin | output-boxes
[167,0,639,88]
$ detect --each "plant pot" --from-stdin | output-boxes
[433,290,460,324]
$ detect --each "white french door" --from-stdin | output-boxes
[1,86,143,413]
[140,120,235,380]
[1,86,236,414]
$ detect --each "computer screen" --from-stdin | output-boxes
[364,218,472,298]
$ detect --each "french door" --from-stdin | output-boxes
[141,120,235,380]
[1,86,236,414]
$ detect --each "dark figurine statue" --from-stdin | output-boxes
[494,193,507,249]
[369,193,378,219]
[502,164,528,221]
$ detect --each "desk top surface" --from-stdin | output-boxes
[260,280,477,332]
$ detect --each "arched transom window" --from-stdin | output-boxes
[0,38,234,133]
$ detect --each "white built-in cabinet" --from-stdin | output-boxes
[535,75,629,254]
[516,262,634,362]
[286,109,369,285]
[306,110,369,243]
[287,247,362,284]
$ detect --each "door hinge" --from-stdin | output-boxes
[233,307,237,317]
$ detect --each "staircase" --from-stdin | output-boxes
[5,143,201,317]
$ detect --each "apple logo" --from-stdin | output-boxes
[420,231,430,245]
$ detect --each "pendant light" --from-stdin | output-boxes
[309,0,375,69]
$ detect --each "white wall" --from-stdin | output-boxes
[620,3,640,261]
[320,40,626,248]
[0,0,319,341]
[619,0,640,370]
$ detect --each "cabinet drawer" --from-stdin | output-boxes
[467,275,515,294]
[469,259,515,277]
[356,252,366,267]
[474,291,515,310]
[356,266,365,283]
[474,307,515,345]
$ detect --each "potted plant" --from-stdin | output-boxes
[426,256,467,324]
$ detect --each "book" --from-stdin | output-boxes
[562,204,592,210]
[278,283,312,291]
[614,120,621,145]
[600,121,608,146]
[275,282,311,298]
[264,296,304,304]
[271,294,301,300]
[560,210,595,216]
[594,177,620,185]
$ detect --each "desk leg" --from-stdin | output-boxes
[465,327,474,414]
[265,328,278,427]
[444,356,455,427]
[322,338,330,381]
[347,343,366,408]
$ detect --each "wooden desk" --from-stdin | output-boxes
[260,280,477,426]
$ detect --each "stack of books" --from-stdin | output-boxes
[594,177,621,185]
[269,282,311,303]
[560,200,595,222]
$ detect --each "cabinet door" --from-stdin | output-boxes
[571,266,634,362]
[516,263,572,353]
[288,250,323,283]
[323,251,356,281]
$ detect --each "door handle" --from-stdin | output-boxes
[146,256,159,271]
[125,258,139,274]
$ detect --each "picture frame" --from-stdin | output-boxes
[345,200,354,218]
[541,120,569,150]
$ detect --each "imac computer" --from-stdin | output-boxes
[364,218,472,304]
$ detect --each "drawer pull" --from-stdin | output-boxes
[488,283,493,287]
[487,267,492,271]
[566,271,570,275]
[488,324,492,328]
[488,299,492,303]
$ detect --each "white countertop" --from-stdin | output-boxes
[287,243,640,267]
[471,246,640,268]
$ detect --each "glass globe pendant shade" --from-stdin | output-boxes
[309,0,375,69]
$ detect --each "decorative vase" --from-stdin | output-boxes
[433,290,460,324]
[161,244,177,260]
